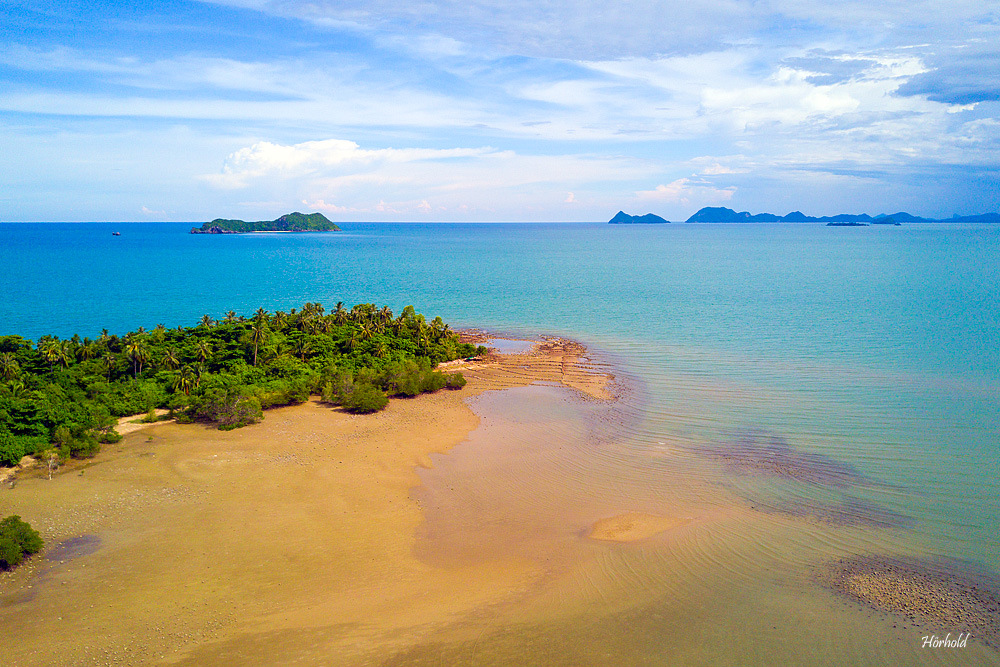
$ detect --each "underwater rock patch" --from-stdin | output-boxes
[816,554,1000,648]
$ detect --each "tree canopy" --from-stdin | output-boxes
[0,303,484,466]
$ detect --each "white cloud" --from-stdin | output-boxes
[197,137,653,219]
[201,139,494,188]
[636,178,737,206]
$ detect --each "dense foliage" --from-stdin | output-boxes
[192,212,341,233]
[0,515,43,570]
[0,303,483,464]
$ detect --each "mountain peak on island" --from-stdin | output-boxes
[608,211,671,224]
[191,212,341,234]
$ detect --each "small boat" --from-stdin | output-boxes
[112,232,121,236]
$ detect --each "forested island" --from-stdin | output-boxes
[0,303,484,468]
[190,212,341,234]
[608,211,671,224]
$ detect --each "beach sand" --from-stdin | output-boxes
[0,339,621,666]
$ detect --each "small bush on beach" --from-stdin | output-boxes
[343,382,389,413]
[446,373,467,389]
[0,515,43,570]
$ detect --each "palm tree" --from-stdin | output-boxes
[272,311,287,331]
[58,341,73,367]
[199,314,215,329]
[195,340,213,363]
[334,302,346,324]
[161,348,180,370]
[38,339,70,370]
[103,352,117,382]
[0,352,20,381]
[123,335,149,378]
[292,336,311,361]
[172,365,196,395]
[346,330,359,352]
[253,308,268,325]
[224,310,237,324]
[249,322,267,366]
[79,342,98,361]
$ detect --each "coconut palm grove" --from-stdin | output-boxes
[0,303,483,468]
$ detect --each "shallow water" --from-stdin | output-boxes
[1,221,998,662]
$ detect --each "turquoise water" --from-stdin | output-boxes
[1,221,997,570]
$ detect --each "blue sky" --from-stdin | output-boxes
[1,0,998,221]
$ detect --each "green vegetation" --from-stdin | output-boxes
[0,303,485,466]
[0,515,43,570]
[190,212,341,234]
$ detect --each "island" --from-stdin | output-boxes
[682,206,1000,224]
[190,212,341,234]
[608,211,671,224]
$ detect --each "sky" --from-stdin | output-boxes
[1,0,998,222]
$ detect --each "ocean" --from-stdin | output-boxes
[1,221,998,664]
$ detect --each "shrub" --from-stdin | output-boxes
[321,371,354,405]
[0,430,49,466]
[420,371,447,393]
[99,429,122,444]
[0,428,27,467]
[446,373,467,389]
[0,515,43,570]
[195,386,263,430]
[343,382,388,413]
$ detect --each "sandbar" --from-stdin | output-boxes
[588,512,692,542]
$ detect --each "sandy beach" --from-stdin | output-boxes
[0,338,624,666]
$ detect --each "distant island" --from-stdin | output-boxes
[681,207,1000,224]
[190,212,341,234]
[608,211,671,224]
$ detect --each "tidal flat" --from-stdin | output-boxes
[3,340,996,666]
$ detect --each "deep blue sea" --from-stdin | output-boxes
[1,221,998,581]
